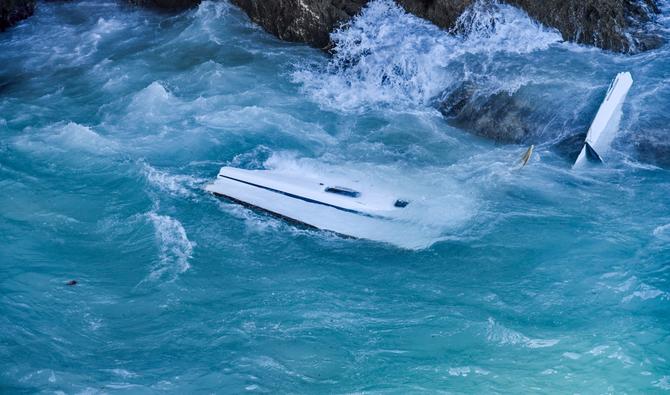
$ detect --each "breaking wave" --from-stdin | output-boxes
[146,212,194,282]
[13,121,120,157]
[293,0,560,111]
[141,162,206,199]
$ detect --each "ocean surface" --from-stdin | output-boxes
[1,0,669,392]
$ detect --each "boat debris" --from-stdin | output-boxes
[205,166,435,248]
[520,145,534,168]
[574,72,633,168]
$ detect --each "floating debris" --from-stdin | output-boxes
[520,145,535,167]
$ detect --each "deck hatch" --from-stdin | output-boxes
[325,186,361,198]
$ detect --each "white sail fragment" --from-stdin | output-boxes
[573,72,633,168]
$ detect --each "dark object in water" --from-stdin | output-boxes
[66,280,77,286]
[520,145,534,167]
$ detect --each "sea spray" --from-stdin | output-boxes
[142,162,207,199]
[293,0,561,111]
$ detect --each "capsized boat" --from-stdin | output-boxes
[205,166,435,248]
[573,72,633,168]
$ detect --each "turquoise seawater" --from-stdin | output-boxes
[1,0,669,392]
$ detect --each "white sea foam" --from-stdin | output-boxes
[131,82,174,111]
[104,369,138,379]
[622,285,668,303]
[293,0,560,111]
[653,223,670,241]
[603,275,669,303]
[146,212,194,281]
[653,376,670,390]
[588,345,610,356]
[192,0,234,42]
[562,352,581,360]
[454,0,560,54]
[13,122,119,156]
[486,318,559,348]
[51,122,119,154]
[141,162,206,199]
[447,366,490,377]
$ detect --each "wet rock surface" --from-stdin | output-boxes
[437,81,596,160]
[438,82,670,168]
[504,0,663,53]
[397,0,663,52]
[396,0,471,34]
[229,0,663,53]
[438,82,534,143]
[231,0,368,48]
[0,0,35,31]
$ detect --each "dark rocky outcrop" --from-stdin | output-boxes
[127,0,201,10]
[231,0,368,48]
[438,82,670,168]
[395,0,471,35]
[0,0,35,31]
[394,0,664,52]
[437,81,593,157]
[230,0,663,53]
[504,0,662,52]
[438,82,535,143]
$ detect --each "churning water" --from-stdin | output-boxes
[1,0,669,392]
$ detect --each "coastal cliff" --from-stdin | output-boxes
[230,0,663,53]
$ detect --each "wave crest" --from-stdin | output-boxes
[293,0,560,111]
[146,212,194,282]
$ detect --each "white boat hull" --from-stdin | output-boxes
[206,167,437,249]
[574,72,633,168]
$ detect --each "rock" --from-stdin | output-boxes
[438,81,670,167]
[438,82,536,143]
[127,0,202,10]
[396,0,471,34]
[0,0,35,31]
[503,0,663,53]
[398,0,663,53]
[230,0,662,53]
[230,0,368,49]
[437,81,594,158]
